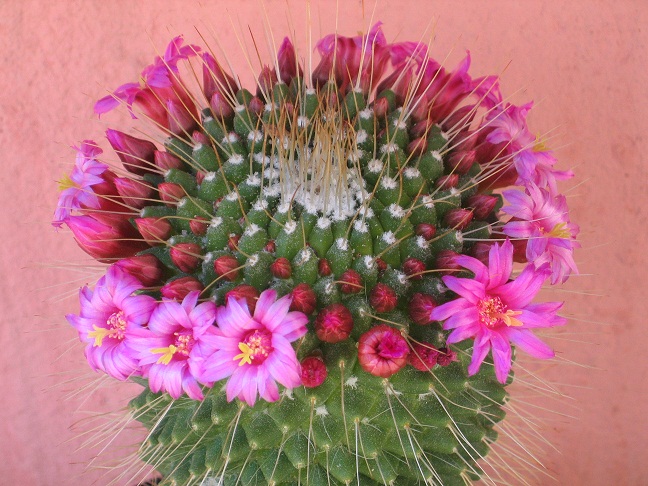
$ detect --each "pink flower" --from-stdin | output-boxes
[66,266,156,380]
[430,240,566,383]
[130,292,216,400]
[53,141,109,227]
[358,325,410,378]
[198,290,308,406]
[502,184,580,284]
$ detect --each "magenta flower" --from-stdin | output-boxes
[502,184,580,284]
[430,239,566,383]
[129,291,215,400]
[52,141,108,227]
[66,266,156,380]
[198,289,308,406]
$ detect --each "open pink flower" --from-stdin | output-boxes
[53,141,109,227]
[130,291,216,400]
[430,239,566,383]
[66,266,156,380]
[502,184,580,284]
[197,289,308,406]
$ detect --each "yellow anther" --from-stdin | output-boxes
[58,173,76,191]
[88,325,111,347]
[234,342,253,366]
[151,345,178,365]
[498,310,523,327]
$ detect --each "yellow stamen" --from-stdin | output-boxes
[234,342,253,366]
[88,325,111,347]
[151,345,178,365]
[58,173,76,191]
[498,310,523,327]
[533,135,549,152]
[546,222,571,239]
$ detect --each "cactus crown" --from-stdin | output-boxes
[56,23,578,486]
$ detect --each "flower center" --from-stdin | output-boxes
[88,311,127,347]
[150,331,195,365]
[541,222,571,239]
[58,173,77,191]
[477,296,523,329]
[234,329,273,366]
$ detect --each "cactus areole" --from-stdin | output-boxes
[56,23,578,485]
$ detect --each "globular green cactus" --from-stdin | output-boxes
[57,22,577,486]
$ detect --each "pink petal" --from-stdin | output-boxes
[442,276,485,304]
[506,328,554,360]
[253,289,279,324]
[490,333,512,383]
[430,297,473,321]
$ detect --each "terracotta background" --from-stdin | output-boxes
[1,0,646,484]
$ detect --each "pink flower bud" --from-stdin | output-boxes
[264,240,276,253]
[170,242,202,273]
[113,177,154,210]
[466,194,498,220]
[301,356,328,388]
[446,150,476,175]
[402,258,426,280]
[441,105,475,134]
[290,283,317,315]
[115,254,164,287]
[192,130,210,145]
[257,66,278,98]
[227,234,241,252]
[369,283,398,313]
[318,258,332,277]
[339,269,363,294]
[158,182,185,207]
[226,285,260,313]
[190,217,209,236]
[435,250,462,275]
[161,276,204,300]
[315,303,353,343]
[270,257,292,279]
[358,325,409,378]
[407,137,428,157]
[436,347,457,367]
[210,92,234,120]
[66,215,147,262]
[415,223,437,241]
[444,208,473,230]
[154,150,183,171]
[135,217,173,244]
[249,96,265,116]
[277,37,302,86]
[202,52,237,101]
[435,174,459,190]
[409,342,440,371]
[167,99,197,135]
[409,293,437,325]
[106,129,156,176]
[214,255,240,281]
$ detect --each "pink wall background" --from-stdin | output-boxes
[1,1,646,484]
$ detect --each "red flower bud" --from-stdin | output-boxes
[415,223,437,241]
[407,137,428,157]
[264,240,276,253]
[167,99,197,135]
[154,150,183,171]
[373,97,389,118]
[446,150,476,175]
[114,177,154,209]
[158,182,186,207]
[409,342,440,371]
[66,215,147,262]
[511,238,528,263]
[466,194,498,220]
[290,283,317,315]
[192,130,210,146]
[210,92,234,120]
[115,254,164,286]
[470,241,494,266]
[318,258,332,276]
[369,283,398,313]
[170,242,202,273]
[202,52,237,101]
[277,37,302,86]
[161,276,204,300]
[435,250,462,275]
[190,217,209,236]
[375,258,388,272]
[257,66,278,99]
[106,129,157,176]
[444,208,473,230]
[195,171,207,185]
[249,96,265,116]
[213,255,240,281]
[301,356,328,388]
[409,293,437,325]
[435,174,459,190]
[402,258,426,280]
[358,325,409,378]
[436,347,457,367]
[135,217,173,244]
[227,234,241,252]
[226,285,260,314]
[270,257,292,279]
[410,119,434,139]
[315,303,353,343]
[339,269,363,294]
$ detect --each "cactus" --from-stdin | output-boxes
[55,24,578,486]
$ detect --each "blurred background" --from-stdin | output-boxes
[1,1,646,484]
